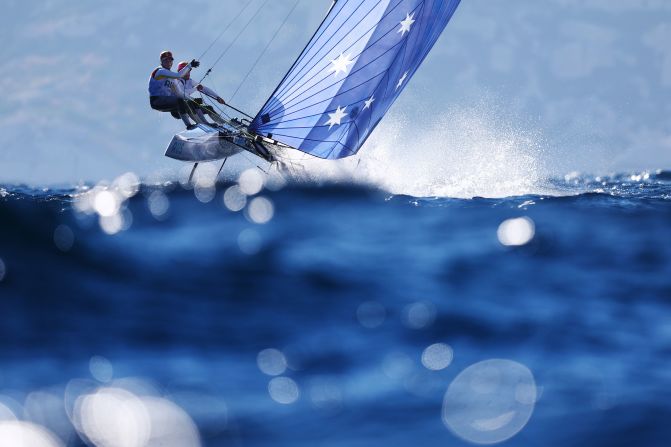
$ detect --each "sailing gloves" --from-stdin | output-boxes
[190,59,200,68]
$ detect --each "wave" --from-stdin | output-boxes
[1,168,670,202]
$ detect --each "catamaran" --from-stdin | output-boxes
[164,0,462,175]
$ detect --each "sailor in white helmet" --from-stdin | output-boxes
[173,60,226,127]
[148,51,201,129]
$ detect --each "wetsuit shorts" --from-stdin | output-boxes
[149,96,189,113]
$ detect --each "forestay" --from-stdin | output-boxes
[249,0,462,159]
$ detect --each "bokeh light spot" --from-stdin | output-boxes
[23,392,70,442]
[268,377,300,405]
[421,343,454,371]
[0,258,6,282]
[194,185,216,203]
[141,396,201,447]
[246,197,274,224]
[238,229,262,255]
[497,217,535,247]
[257,349,288,376]
[442,359,537,445]
[309,378,343,410]
[0,402,16,422]
[113,172,141,199]
[238,169,265,195]
[223,185,247,212]
[89,356,114,383]
[356,301,386,329]
[0,421,63,447]
[514,383,537,406]
[93,190,120,218]
[148,191,170,219]
[403,301,437,329]
[99,214,124,235]
[264,170,287,191]
[193,164,218,190]
[53,225,75,252]
[382,352,414,380]
[74,387,151,447]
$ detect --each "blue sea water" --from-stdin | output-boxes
[0,170,670,446]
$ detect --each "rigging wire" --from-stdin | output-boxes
[263,0,398,117]
[196,1,255,62]
[200,79,255,119]
[198,0,272,84]
[229,0,302,103]
[252,0,346,119]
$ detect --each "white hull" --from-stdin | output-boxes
[164,124,247,162]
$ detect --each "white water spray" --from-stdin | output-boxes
[285,105,556,199]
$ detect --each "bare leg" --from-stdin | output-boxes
[198,104,224,125]
[181,99,202,125]
[179,113,194,128]
[186,108,201,124]
[206,109,225,124]
[195,109,211,125]
[176,99,196,128]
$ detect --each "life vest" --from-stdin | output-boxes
[148,67,176,97]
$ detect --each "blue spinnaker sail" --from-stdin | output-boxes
[249,0,461,159]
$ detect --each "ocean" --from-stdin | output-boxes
[0,169,670,446]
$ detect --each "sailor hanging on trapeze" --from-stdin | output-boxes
[148,50,203,130]
[173,61,227,127]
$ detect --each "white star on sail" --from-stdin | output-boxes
[326,106,348,129]
[330,53,355,77]
[363,95,375,110]
[398,13,416,36]
[396,71,408,90]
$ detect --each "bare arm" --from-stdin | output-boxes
[197,84,225,103]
